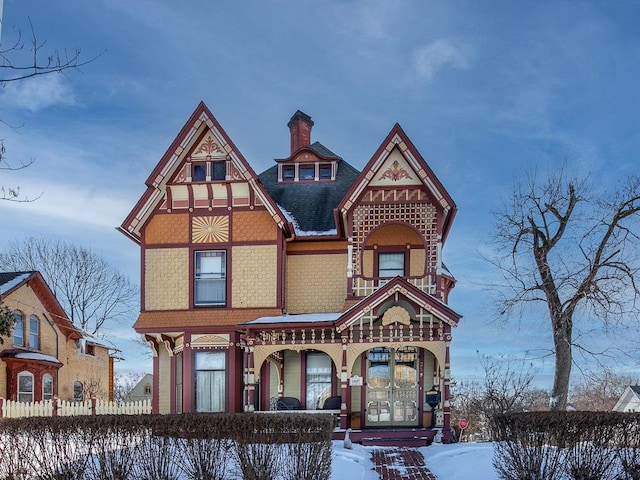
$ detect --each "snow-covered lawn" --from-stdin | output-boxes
[331,441,497,480]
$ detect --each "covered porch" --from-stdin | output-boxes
[241,279,461,443]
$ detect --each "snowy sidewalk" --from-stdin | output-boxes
[371,448,437,480]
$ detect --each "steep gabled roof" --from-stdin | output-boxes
[119,102,292,243]
[0,271,82,341]
[335,123,457,241]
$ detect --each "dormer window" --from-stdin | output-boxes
[299,165,315,180]
[319,165,331,179]
[283,166,295,180]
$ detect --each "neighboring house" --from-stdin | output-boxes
[120,103,461,442]
[613,386,640,412]
[0,271,114,402]
[125,373,153,402]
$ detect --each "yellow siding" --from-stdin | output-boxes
[158,348,171,414]
[410,249,426,277]
[59,341,111,400]
[287,253,347,313]
[2,283,112,402]
[231,245,278,308]
[144,213,189,244]
[283,350,301,399]
[362,250,374,278]
[145,248,189,310]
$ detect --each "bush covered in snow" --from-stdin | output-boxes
[490,411,640,480]
[0,412,335,480]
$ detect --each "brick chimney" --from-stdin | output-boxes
[287,110,314,154]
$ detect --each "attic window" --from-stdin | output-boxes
[299,165,315,180]
[192,163,206,182]
[212,161,226,181]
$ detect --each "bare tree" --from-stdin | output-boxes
[0,237,138,336]
[113,371,145,403]
[451,353,546,439]
[569,367,638,411]
[1,17,102,201]
[491,165,640,410]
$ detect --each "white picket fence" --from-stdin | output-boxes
[0,397,152,418]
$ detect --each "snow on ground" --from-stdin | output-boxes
[331,441,497,480]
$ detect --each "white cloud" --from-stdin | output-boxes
[1,74,77,112]
[413,39,471,80]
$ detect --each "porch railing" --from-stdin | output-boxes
[0,397,152,418]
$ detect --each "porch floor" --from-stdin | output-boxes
[332,427,436,447]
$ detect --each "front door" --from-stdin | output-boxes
[366,346,419,426]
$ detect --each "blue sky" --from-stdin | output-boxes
[1,1,639,383]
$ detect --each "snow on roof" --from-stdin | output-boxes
[0,272,34,296]
[277,204,338,237]
[1,350,62,364]
[245,312,342,325]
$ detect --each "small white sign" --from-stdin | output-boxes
[349,375,363,386]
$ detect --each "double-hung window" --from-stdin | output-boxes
[195,251,226,306]
[17,372,34,402]
[43,374,53,401]
[378,252,405,278]
[13,312,24,347]
[29,316,39,350]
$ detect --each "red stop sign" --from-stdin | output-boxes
[459,419,469,430]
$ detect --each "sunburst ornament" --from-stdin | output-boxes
[192,216,229,243]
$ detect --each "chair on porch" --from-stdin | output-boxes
[276,397,303,410]
[322,396,342,410]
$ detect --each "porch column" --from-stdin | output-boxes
[443,342,451,443]
[340,338,348,429]
[244,344,256,412]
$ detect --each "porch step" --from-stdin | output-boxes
[360,436,430,447]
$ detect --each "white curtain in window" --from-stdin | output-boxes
[196,370,226,412]
[306,353,332,409]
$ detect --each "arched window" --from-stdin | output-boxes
[17,371,34,402]
[43,374,53,401]
[73,381,84,402]
[29,315,40,350]
[13,312,24,346]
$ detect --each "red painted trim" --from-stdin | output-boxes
[286,249,346,256]
[183,334,193,413]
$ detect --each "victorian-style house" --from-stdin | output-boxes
[0,271,115,403]
[120,103,461,443]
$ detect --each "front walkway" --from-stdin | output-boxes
[371,448,437,480]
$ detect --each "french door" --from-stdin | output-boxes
[366,346,419,426]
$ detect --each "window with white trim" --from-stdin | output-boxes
[13,312,24,347]
[29,315,39,350]
[43,373,53,401]
[17,371,34,402]
[378,252,405,278]
[195,251,226,306]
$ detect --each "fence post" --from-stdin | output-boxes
[91,396,97,416]
[53,396,58,417]
[0,396,4,418]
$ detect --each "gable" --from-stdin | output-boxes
[120,102,291,243]
[336,124,456,241]
[335,277,461,333]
